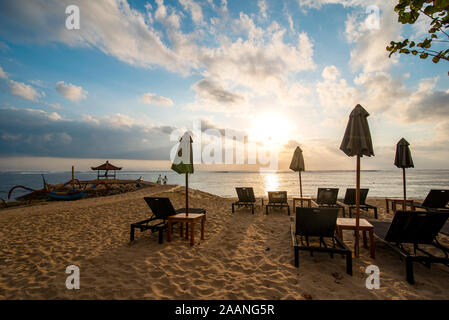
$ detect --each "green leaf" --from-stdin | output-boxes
[420,53,429,59]
[432,56,440,63]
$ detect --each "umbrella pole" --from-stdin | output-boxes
[402,168,406,211]
[355,155,360,257]
[299,171,303,207]
[186,173,189,216]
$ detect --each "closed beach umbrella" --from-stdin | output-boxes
[340,104,374,257]
[289,146,305,202]
[394,138,414,209]
[171,132,194,216]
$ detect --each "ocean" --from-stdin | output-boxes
[1,169,449,201]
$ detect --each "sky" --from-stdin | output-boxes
[0,0,448,171]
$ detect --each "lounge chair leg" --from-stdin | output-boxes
[374,207,378,219]
[294,248,299,267]
[288,206,290,216]
[252,205,254,215]
[232,203,235,213]
[405,257,415,284]
[346,252,353,276]
[158,229,163,244]
[266,206,268,215]
[130,225,135,242]
[342,207,345,217]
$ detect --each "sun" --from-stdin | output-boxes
[249,113,291,146]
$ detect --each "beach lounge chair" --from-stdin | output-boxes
[130,197,177,244]
[414,189,449,211]
[232,187,258,214]
[369,210,449,284]
[315,188,345,217]
[441,222,449,236]
[291,207,352,275]
[266,191,290,215]
[339,188,378,219]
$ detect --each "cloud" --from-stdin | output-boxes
[141,93,174,106]
[316,66,360,112]
[200,30,316,94]
[345,2,401,73]
[258,0,268,20]
[154,0,182,29]
[354,71,408,112]
[192,79,244,105]
[298,1,400,73]
[404,77,449,122]
[322,65,340,81]
[8,80,42,102]
[0,0,193,73]
[56,81,87,101]
[298,0,371,10]
[0,107,176,159]
[179,0,204,25]
[0,66,7,79]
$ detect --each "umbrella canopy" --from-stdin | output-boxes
[340,104,374,257]
[340,104,374,157]
[394,138,414,169]
[289,146,305,172]
[394,138,414,207]
[171,132,194,215]
[289,146,305,199]
[171,132,194,174]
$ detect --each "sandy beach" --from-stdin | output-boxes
[0,184,448,300]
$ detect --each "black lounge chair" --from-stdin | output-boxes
[441,222,449,236]
[369,210,449,284]
[414,189,449,211]
[266,191,290,215]
[130,197,180,244]
[291,207,352,275]
[232,187,258,214]
[315,188,345,217]
[339,188,378,219]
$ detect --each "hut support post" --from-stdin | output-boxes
[72,166,75,190]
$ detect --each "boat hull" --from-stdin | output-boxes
[48,190,86,200]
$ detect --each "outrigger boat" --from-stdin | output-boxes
[8,166,86,203]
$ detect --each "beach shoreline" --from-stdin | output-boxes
[1,184,448,300]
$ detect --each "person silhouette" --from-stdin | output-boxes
[157,174,162,185]
[163,175,167,185]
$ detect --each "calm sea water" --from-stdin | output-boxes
[1,170,449,201]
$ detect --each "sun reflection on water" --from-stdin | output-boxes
[263,173,280,193]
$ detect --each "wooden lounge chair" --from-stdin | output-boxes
[232,187,258,214]
[339,188,378,219]
[130,197,207,244]
[266,191,290,215]
[315,188,345,217]
[369,210,449,284]
[291,207,352,275]
[414,189,449,211]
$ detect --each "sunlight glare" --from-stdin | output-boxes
[249,113,290,146]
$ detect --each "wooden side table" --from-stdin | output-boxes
[336,218,375,258]
[292,197,312,208]
[385,198,414,213]
[167,213,205,246]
